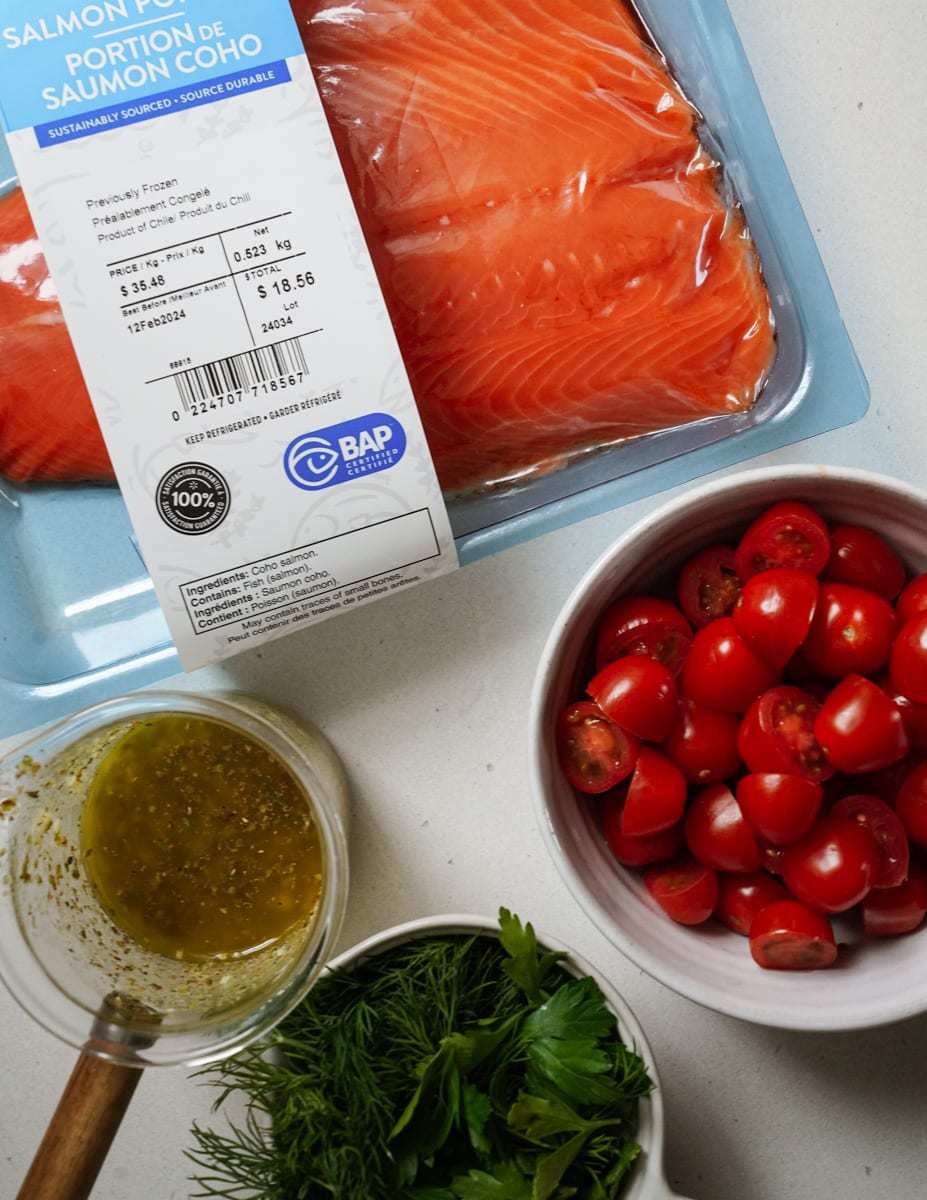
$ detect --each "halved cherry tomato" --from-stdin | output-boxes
[737,686,834,782]
[679,618,780,714]
[821,523,906,600]
[620,746,688,837]
[644,856,719,925]
[715,871,790,936]
[749,900,837,970]
[862,862,927,936]
[600,791,684,867]
[800,582,897,680]
[555,701,640,795]
[814,674,910,774]
[586,655,678,743]
[684,782,761,873]
[734,500,831,582]
[896,760,927,847]
[663,698,742,784]
[732,568,818,669]
[889,613,927,705]
[677,544,741,629]
[780,815,880,913]
[829,793,910,889]
[594,596,693,675]
[735,772,823,846]
[896,573,927,625]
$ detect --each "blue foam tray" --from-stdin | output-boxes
[0,0,869,737]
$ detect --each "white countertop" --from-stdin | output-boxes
[3,2,927,1197]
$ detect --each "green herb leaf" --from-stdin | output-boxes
[507,1094,620,1143]
[450,1161,533,1199]
[533,1130,589,1200]
[497,908,564,1003]
[521,978,630,1107]
[461,1082,493,1153]
[390,1036,462,1178]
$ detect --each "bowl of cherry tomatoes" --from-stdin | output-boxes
[529,464,927,1030]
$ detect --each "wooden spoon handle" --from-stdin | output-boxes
[16,1052,143,1200]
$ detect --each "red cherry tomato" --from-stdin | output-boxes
[821,523,906,600]
[586,655,678,743]
[813,673,910,774]
[644,856,719,925]
[829,793,910,889]
[800,582,897,680]
[734,500,831,582]
[663,698,742,784]
[862,861,927,936]
[677,544,741,629]
[896,573,927,625]
[735,772,823,846]
[555,701,640,795]
[594,596,693,675]
[737,686,834,782]
[896,760,927,847]
[780,816,880,913]
[829,751,926,807]
[715,871,790,936]
[679,618,780,714]
[748,900,837,970]
[876,675,927,751]
[760,842,787,876]
[732,568,818,669]
[683,782,762,873]
[620,746,689,837]
[889,613,927,704]
[600,792,684,867]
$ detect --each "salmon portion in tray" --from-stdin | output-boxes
[0,0,775,495]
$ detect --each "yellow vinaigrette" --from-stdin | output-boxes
[80,714,323,960]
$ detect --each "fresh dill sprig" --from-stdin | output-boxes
[188,910,653,1200]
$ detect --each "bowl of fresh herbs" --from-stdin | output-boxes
[188,908,691,1198]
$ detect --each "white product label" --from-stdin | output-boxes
[0,1,458,669]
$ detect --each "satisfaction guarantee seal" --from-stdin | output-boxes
[156,461,231,535]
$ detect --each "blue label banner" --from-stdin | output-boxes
[34,58,290,144]
[0,0,304,134]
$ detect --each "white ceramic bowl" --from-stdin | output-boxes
[530,465,927,1031]
[329,914,693,1200]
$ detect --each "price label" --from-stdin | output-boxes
[0,0,459,668]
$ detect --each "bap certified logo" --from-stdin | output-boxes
[283,413,407,491]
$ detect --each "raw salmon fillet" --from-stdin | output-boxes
[294,0,775,493]
[0,186,113,482]
[0,0,774,495]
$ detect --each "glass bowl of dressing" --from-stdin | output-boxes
[0,690,350,1068]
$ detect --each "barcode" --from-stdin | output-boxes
[173,338,308,411]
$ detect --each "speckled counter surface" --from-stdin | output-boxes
[3,3,927,1197]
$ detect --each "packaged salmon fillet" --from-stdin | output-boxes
[0,0,867,733]
[2,0,776,499]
